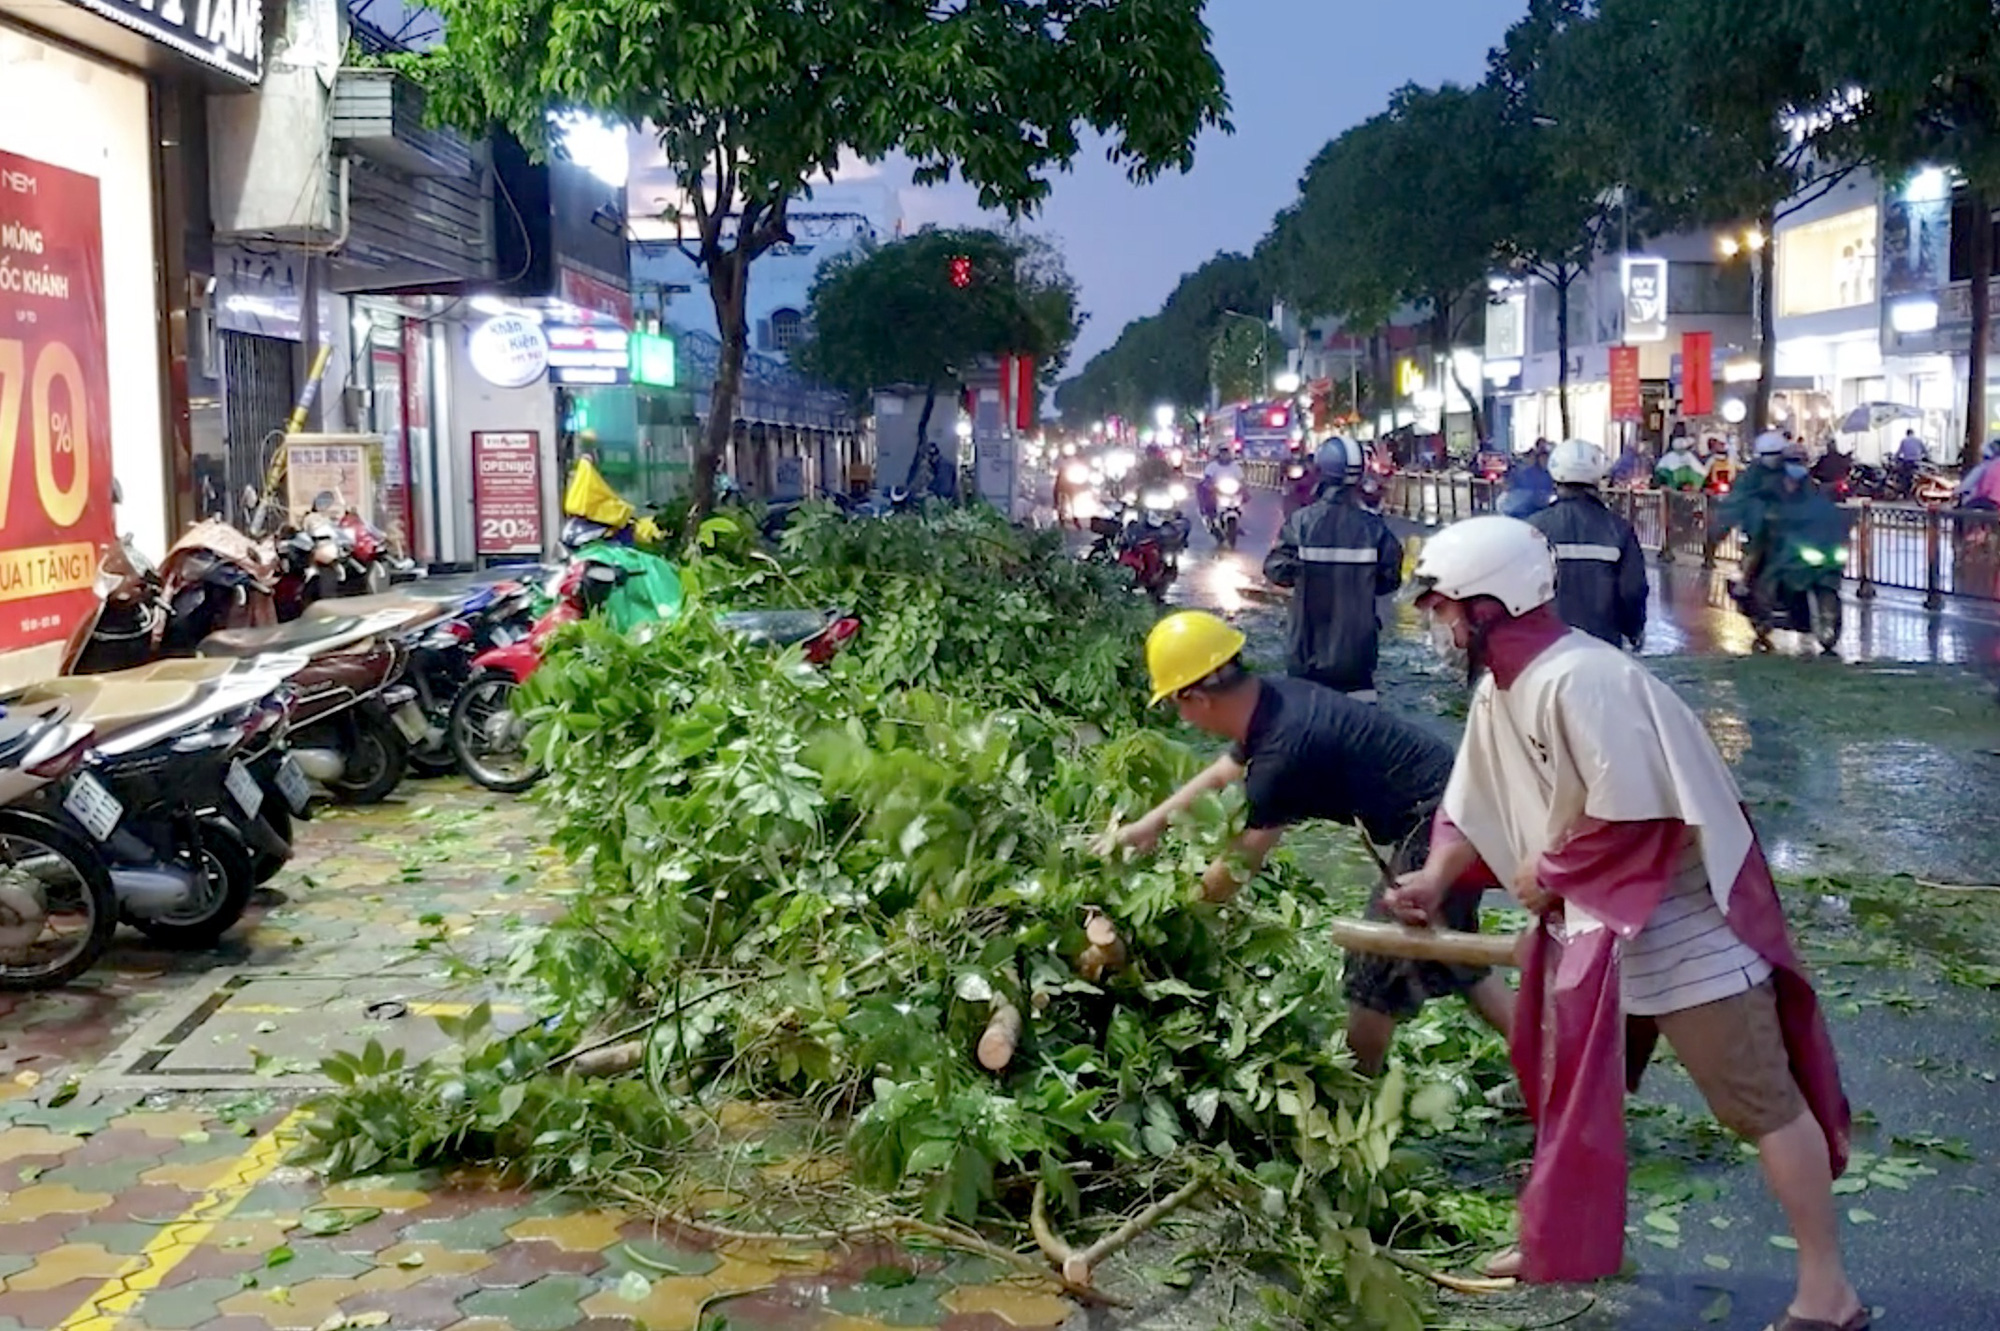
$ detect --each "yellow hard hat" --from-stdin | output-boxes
[1146,611,1247,704]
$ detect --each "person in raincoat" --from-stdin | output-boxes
[1263,438,1403,700]
[1653,434,1705,491]
[1497,439,1556,517]
[1526,439,1648,650]
[1386,516,1861,1331]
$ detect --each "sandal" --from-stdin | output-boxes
[1765,1309,1870,1331]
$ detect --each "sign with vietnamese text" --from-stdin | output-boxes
[69,0,264,83]
[472,431,543,554]
[1610,345,1642,422]
[283,435,379,523]
[469,315,549,389]
[0,150,115,656]
[545,324,630,386]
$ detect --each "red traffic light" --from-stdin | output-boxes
[948,255,974,289]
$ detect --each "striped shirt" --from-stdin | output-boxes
[1621,831,1771,1016]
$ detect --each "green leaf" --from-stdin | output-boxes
[300,1207,381,1237]
[1701,1291,1732,1323]
[1847,1208,1877,1225]
[1703,1254,1732,1271]
[264,1246,294,1269]
[1769,1235,1800,1251]
[616,1271,652,1302]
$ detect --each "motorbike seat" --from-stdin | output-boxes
[67,658,240,687]
[21,678,202,738]
[716,609,835,647]
[198,618,366,659]
[303,592,449,623]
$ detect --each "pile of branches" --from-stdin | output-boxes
[299,511,1506,1328]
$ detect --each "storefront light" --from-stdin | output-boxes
[1889,298,1940,334]
[1722,358,1763,383]
[1485,358,1523,383]
[1721,398,1748,424]
[1904,167,1950,204]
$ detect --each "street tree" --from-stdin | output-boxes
[1263,83,1510,441]
[1207,315,1282,404]
[1057,252,1269,424]
[409,0,1228,514]
[1799,0,2000,467]
[796,228,1080,465]
[1539,0,1852,440]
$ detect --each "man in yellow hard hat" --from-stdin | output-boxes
[1100,610,1513,1073]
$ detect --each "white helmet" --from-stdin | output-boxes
[1548,438,1609,485]
[1315,436,1365,486]
[1410,515,1556,617]
[1752,430,1788,459]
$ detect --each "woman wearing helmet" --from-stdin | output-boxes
[1956,438,2000,510]
[1387,517,1859,1329]
[1098,610,1513,1074]
[1264,438,1404,701]
[1525,439,1648,650]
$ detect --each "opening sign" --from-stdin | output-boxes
[472,430,544,555]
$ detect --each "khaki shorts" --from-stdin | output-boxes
[1653,979,1807,1141]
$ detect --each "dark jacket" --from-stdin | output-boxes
[1264,491,1403,693]
[1526,490,1649,648]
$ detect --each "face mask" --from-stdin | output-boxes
[1785,462,1808,480]
[1425,611,1469,674]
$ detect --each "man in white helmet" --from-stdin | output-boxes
[1386,516,1861,1331]
[1525,439,1648,649]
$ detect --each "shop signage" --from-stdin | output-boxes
[282,435,379,523]
[557,265,634,327]
[545,323,630,386]
[631,331,676,388]
[1682,332,1714,417]
[1622,257,1669,343]
[468,314,549,389]
[1484,290,1527,360]
[0,150,116,656]
[68,0,265,83]
[472,430,543,554]
[1609,345,1642,422]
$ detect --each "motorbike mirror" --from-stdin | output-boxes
[112,479,124,505]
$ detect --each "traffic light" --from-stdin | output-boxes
[948,255,974,289]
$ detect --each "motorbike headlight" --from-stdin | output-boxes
[1217,477,1241,496]
[1799,547,1825,566]
[1834,546,1850,564]
[1142,490,1173,512]
[1122,491,1138,505]
[1168,483,1188,503]
[1064,463,1090,484]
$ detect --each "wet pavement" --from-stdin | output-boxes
[3,485,1998,1331]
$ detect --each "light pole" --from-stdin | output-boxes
[1718,225,1771,440]
[1213,309,1273,404]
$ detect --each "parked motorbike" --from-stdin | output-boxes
[0,700,117,990]
[1090,486,1184,601]
[356,580,543,777]
[17,663,303,950]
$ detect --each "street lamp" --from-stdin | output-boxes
[1272,370,1302,395]
[1716,228,1766,259]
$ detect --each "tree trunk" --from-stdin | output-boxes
[1964,188,1992,471]
[1555,269,1573,440]
[1753,211,1778,439]
[906,382,940,491]
[1367,328,1386,428]
[695,248,751,519]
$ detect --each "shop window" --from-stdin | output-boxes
[1668,262,1752,317]
[1777,206,1879,316]
[770,307,804,352]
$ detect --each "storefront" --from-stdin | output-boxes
[0,0,260,663]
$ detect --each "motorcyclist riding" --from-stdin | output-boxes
[1264,437,1404,702]
[1525,439,1649,650]
[1133,443,1176,492]
[1497,438,1556,518]
[1957,439,2000,510]
[1722,433,1815,636]
[1197,447,1245,522]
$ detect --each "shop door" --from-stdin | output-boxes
[219,331,297,516]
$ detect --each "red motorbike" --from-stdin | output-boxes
[448,561,860,793]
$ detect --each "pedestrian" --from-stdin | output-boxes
[1099,611,1513,1074]
[1387,517,1862,1331]
[1526,439,1648,650]
[1263,437,1403,701]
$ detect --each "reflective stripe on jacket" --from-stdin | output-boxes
[1264,493,1403,692]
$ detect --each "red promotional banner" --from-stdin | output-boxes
[1682,330,1714,417]
[1014,353,1036,432]
[471,431,544,555]
[0,150,114,655]
[1609,345,1642,422]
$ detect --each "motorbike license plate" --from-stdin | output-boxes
[276,755,312,812]
[63,772,124,843]
[226,759,264,818]
[390,702,428,743]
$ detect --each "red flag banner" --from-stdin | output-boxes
[1014,353,1036,431]
[1609,345,1642,422]
[1682,331,1714,417]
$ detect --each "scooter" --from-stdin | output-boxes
[18,662,304,949]
[1281,462,1318,519]
[1731,531,1848,655]
[0,700,118,990]
[1205,475,1244,550]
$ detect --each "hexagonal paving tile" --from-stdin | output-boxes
[456,1272,599,1331]
[126,1276,252,1330]
[577,1271,718,1327]
[940,1283,1073,1327]
[506,1208,628,1253]
[2,1240,130,1291]
[0,1182,114,1222]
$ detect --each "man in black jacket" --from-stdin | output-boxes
[1526,438,1649,649]
[1264,437,1404,701]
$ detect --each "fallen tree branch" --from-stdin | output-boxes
[1032,1174,1207,1287]
[1915,878,2000,893]
[1328,919,1523,969]
[1383,1247,1518,1295]
[545,974,765,1076]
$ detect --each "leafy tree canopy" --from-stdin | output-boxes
[406,0,1228,510]
[796,227,1080,408]
[1057,252,1269,424]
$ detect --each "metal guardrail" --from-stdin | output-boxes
[1376,472,2000,605]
